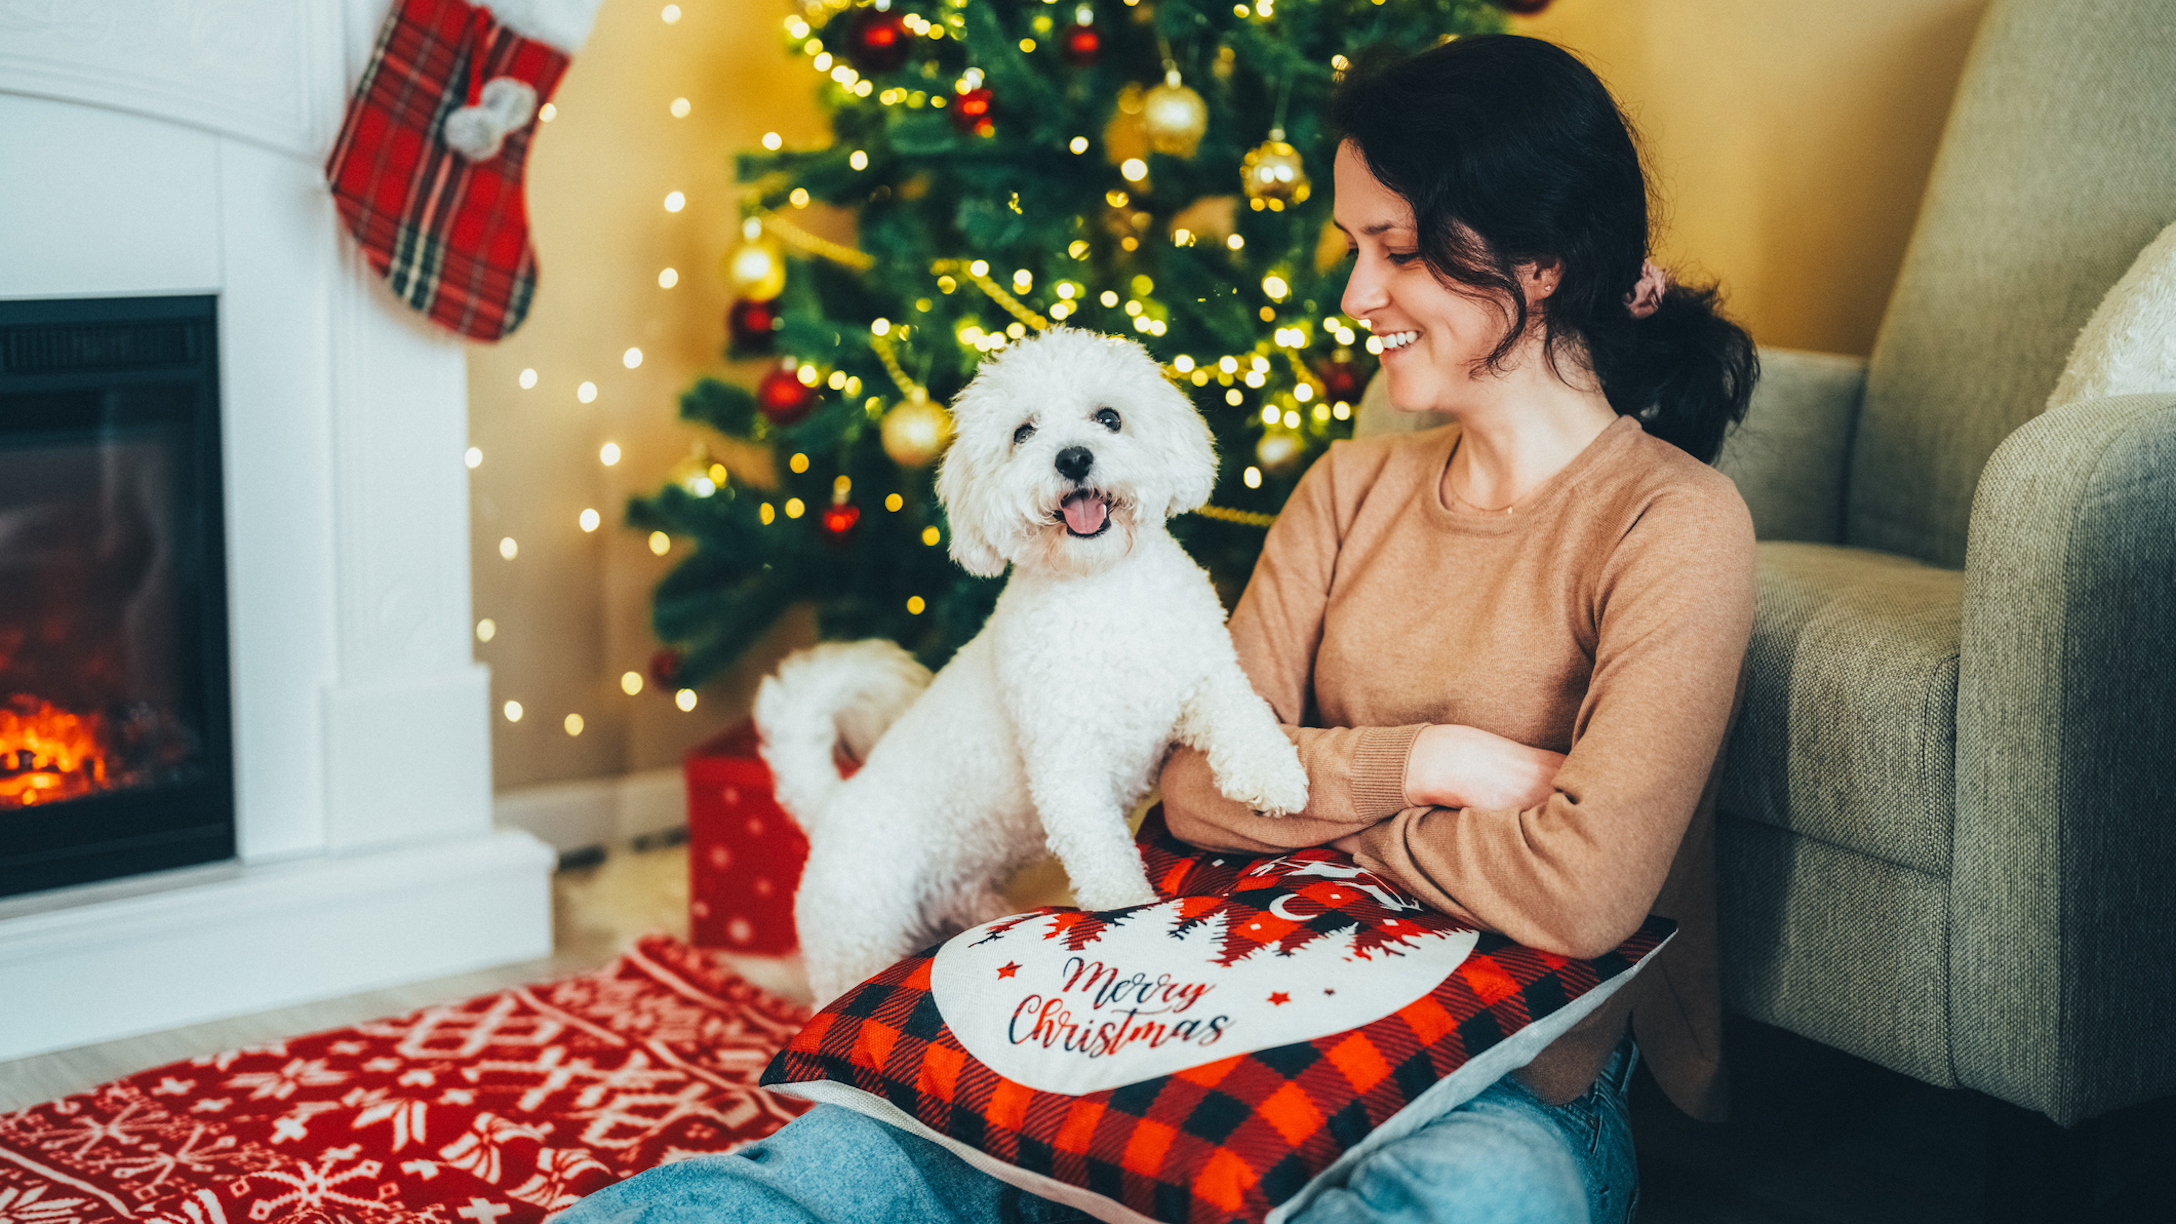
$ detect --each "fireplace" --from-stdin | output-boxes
[0,295,235,897]
[0,5,551,1065]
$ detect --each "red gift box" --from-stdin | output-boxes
[685,720,808,953]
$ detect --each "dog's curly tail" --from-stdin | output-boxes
[754,639,932,829]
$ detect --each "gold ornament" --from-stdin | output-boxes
[1242,130,1310,209]
[880,391,953,467]
[722,236,786,300]
[1256,430,1304,473]
[668,442,727,497]
[1104,83,1151,167]
[1142,69,1207,159]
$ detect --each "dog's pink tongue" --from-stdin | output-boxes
[1063,493,1108,535]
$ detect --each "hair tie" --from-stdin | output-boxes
[1626,260,1667,319]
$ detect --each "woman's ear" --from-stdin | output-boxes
[1521,257,1563,306]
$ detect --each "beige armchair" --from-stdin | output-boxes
[1355,0,2175,1210]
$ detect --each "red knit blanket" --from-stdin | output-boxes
[0,936,810,1224]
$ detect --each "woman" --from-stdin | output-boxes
[555,32,1755,1224]
[1154,33,1759,1223]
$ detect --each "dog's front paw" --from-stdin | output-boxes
[1072,875,1160,912]
[1216,751,1311,818]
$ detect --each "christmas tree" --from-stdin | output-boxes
[633,0,1508,687]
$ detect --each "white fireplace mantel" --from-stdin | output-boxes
[0,0,552,1062]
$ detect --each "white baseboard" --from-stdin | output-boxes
[0,830,554,1062]
[494,767,686,853]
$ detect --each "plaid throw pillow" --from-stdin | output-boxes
[761,809,1671,1224]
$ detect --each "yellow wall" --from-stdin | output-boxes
[468,0,826,791]
[1513,0,1988,355]
[467,0,1988,793]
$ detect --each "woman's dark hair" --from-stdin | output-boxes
[1330,35,1756,463]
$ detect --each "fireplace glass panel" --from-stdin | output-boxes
[0,296,234,897]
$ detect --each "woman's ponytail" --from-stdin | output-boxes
[1588,279,1757,465]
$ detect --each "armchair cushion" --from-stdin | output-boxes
[1715,350,1865,545]
[1721,542,1964,877]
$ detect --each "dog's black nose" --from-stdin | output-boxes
[1054,446,1094,482]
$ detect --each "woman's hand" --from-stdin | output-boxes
[1403,724,1566,811]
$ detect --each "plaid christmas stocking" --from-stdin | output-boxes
[325,0,598,342]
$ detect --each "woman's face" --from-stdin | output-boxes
[1334,142,1538,415]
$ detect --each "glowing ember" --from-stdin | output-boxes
[0,696,112,807]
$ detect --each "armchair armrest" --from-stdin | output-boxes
[1716,348,1867,543]
[1954,391,2176,1125]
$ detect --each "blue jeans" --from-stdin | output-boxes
[553,1041,1638,1224]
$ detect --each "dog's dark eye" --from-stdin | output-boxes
[1012,422,1035,446]
[1093,407,1122,432]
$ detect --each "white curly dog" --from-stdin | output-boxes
[755,327,1309,1004]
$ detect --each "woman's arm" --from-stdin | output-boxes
[1161,442,1426,853]
[1343,484,1756,958]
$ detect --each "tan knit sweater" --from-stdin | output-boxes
[1160,415,1754,1120]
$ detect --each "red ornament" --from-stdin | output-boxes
[728,298,778,351]
[1316,357,1364,405]
[1060,23,1100,67]
[757,367,817,425]
[950,87,995,137]
[649,647,683,687]
[846,9,911,74]
[820,502,861,541]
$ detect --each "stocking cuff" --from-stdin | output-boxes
[485,0,604,55]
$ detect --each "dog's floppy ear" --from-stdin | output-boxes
[1153,377,1218,518]
[934,392,1012,578]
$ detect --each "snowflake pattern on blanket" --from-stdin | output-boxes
[0,937,810,1224]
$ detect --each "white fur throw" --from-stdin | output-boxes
[2048,219,2176,408]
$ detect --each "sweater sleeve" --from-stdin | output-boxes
[1346,481,1756,959]
[1160,443,1428,853]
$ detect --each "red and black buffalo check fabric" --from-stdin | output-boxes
[325,0,567,341]
[761,809,1672,1224]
